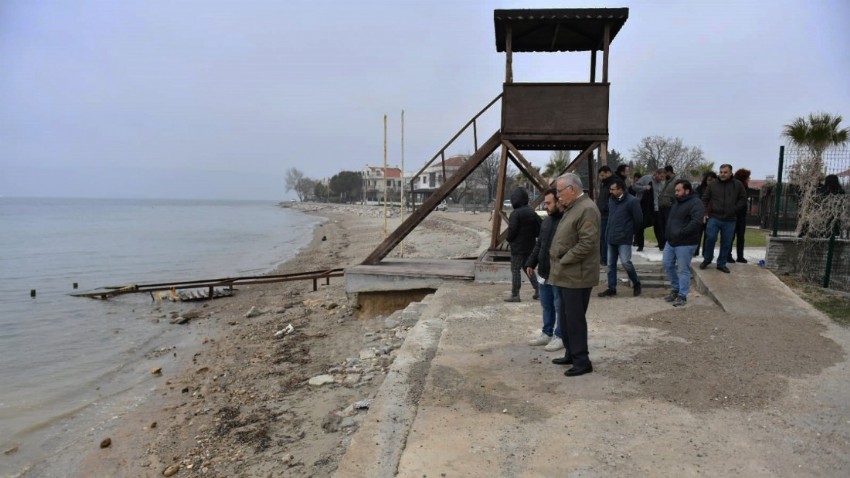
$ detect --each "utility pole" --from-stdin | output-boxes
[383,114,388,239]
[400,109,405,257]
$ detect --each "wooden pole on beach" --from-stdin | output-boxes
[383,114,388,240]
[400,109,405,257]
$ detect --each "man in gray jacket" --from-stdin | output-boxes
[700,164,747,273]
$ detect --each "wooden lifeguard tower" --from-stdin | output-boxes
[348,8,628,305]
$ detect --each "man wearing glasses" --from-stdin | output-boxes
[548,173,601,377]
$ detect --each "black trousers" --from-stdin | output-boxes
[557,286,592,368]
[634,226,645,249]
[654,208,668,250]
[732,214,747,259]
[510,254,537,297]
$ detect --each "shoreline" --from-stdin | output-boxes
[28,203,491,478]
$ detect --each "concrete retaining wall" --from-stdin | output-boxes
[766,236,850,290]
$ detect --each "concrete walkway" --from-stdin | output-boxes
[335,248,850,477]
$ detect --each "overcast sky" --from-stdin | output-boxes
[2,0,848,200]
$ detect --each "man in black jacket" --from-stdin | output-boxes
[505,187,541,302]
[596,166,616,265]
[699,164,747,273]
[525,189,564,351]
[663,179,705,307]
[598,179,643,298]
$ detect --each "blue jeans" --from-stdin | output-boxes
[663,244,698,297]
[704,218,736,267]
[538,282,561,338]
[599,217,609,264]
[607,243,640,291]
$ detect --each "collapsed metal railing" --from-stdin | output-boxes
[70,268,345,300]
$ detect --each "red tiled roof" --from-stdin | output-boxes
[366,166,402,178]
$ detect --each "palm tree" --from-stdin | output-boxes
[782,113,849,174]
[543,151,570,178]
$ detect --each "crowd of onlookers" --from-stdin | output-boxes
[502,163,761,378]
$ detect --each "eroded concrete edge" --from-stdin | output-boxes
[333,302,445,477]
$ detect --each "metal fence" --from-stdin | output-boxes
[767,145,850,290]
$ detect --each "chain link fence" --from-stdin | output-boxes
[764,145,850,291]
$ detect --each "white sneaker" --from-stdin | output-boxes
[528,333,550,346]
[544,336,565,352]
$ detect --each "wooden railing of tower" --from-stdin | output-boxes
[362,132,502,265]
[407,93,502,210]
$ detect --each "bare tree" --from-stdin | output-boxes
[469,152,502,203]
[295,177,315,202]
[284,168,305,200]
[629,136,708,179]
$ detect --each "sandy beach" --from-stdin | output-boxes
[29,203,493,478]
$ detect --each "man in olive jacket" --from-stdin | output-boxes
[549,173,600,377]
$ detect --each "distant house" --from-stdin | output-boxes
[362,166,404,202]
[410,155,469,203]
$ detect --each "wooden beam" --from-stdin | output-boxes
[361,132,502,265]
[504,141,548,193]
[603,23,610,83]
[598,142,608,167]
[563,142,599,176]
[590,50,597,83]
[505,24,513,84]
[549,23,561,51]
[490,144,510,249]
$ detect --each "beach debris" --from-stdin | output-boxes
[274,323,295,338]
[282,453,295,465]
[100,437,112,448]
[245,306,261,318]
[308,374,335,386]
[163,464,180,476]
[170,316,190,325]
[322,235,327,241]
[151,367,162,375]
[354,399,373,410]
[4,445,19,455]
[150,421,158,429]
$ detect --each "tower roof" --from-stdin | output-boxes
[494,8,629,53]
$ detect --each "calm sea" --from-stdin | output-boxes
[0,197,322,476]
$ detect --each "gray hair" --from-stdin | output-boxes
[557,172,583,190]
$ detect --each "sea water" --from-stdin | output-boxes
[0,198,322,476]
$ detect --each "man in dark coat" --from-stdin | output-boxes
[596,165,616,266]
[598,179,643,297]
[525,188,564,351]
[700,163,747,273]
[664,179,705,307]
[505,187,541,302]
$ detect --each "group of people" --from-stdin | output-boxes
[599,163,750,306]
[507,174,599,377]
[503,163,753,377]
